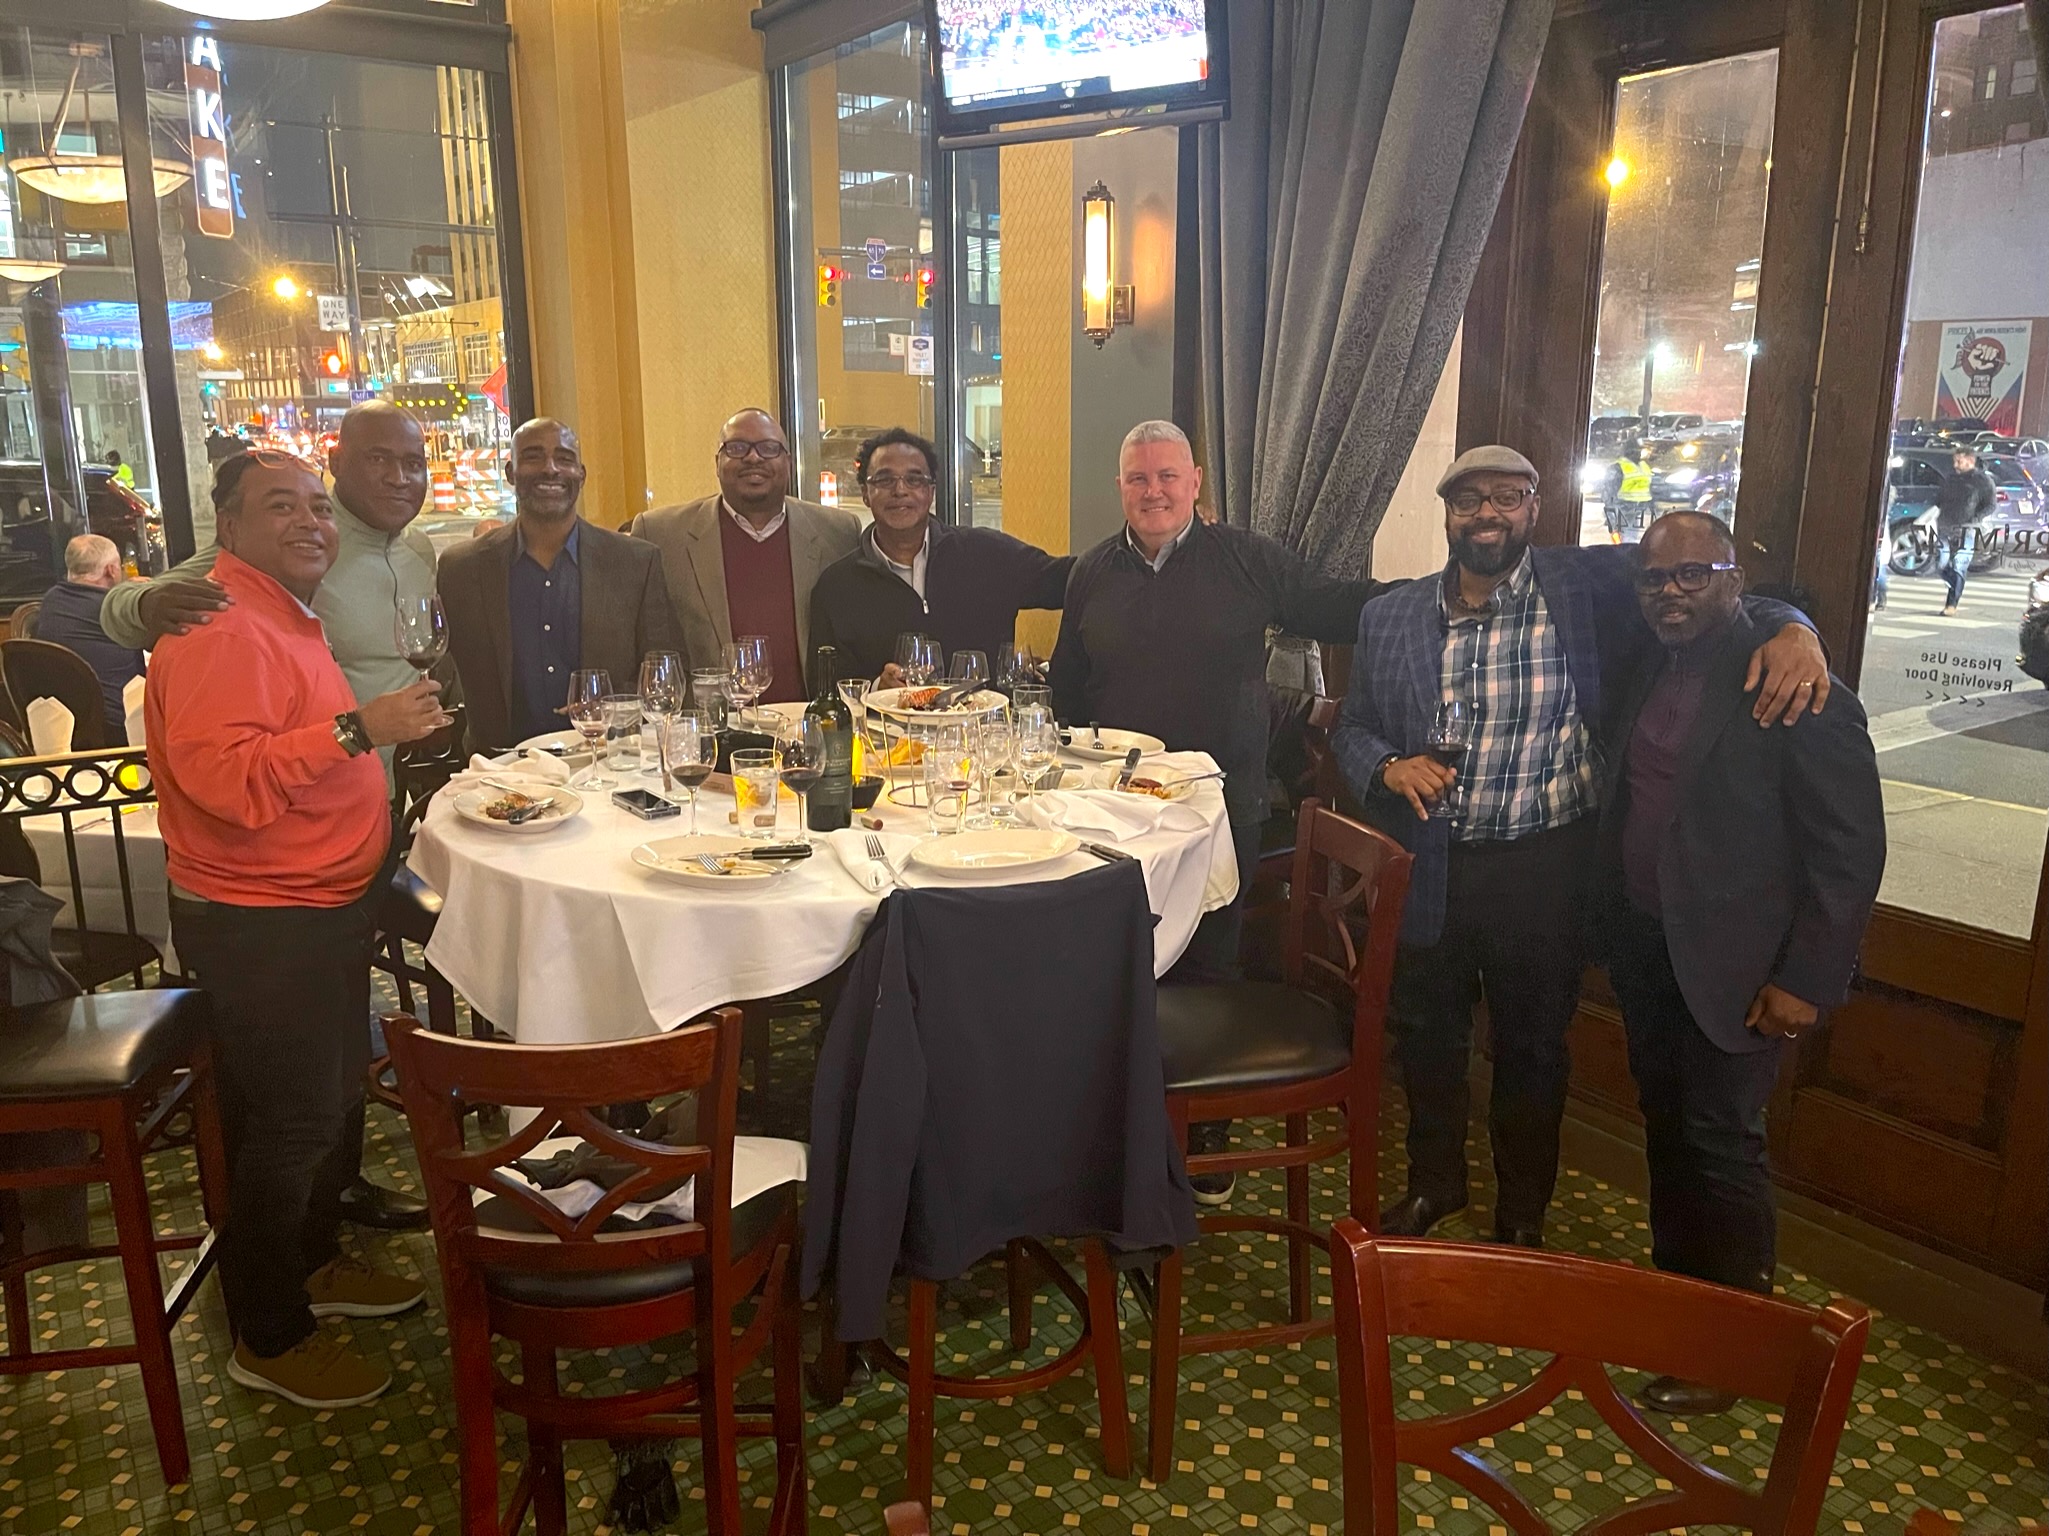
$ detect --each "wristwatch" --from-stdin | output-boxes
[1368,754,1399,795]
[333,711,372,757]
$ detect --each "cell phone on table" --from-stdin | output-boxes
[611,788,681,820]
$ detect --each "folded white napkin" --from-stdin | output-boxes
[1025,788,1209,842]
[477,1135,808,1225]
[443,751,574,795]
[825,827,921,892]
[26,697,73,756]
[123,676,147,748]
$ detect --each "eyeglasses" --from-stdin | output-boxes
[1446,485,1534,517]
[865,473,935,493]
[718,439,789,461]
[1633,560,1738,594]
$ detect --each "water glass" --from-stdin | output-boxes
[603,694,642,772]
[921,721,973,835]
[690,669,731,733]
[1010,684,1052,719]
[730,747,780,840]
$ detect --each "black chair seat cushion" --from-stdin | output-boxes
[477,1180,793,1309]
[52,928,161,990]
[1158,981,1352,1096]
[379,866,442,946]
[0,988,210,1101]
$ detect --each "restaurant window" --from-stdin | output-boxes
[0,24,170,601]
[1858,4,2047,940]
[954,146,1002,528]
[1578,51,1778,548]
[781,20,935,515]
[140,36,514,545]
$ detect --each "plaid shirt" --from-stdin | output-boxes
[1437,553,1596,843]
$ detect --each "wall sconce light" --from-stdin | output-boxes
[1081,180,1135,347]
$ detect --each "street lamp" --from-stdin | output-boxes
[1605,155,1631,190]
[272,274,301,301]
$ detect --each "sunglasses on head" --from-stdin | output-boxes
[212,447,318,510]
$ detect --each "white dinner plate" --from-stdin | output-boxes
[906,828,1081,879]
[452,783,584,833]
[631,834,790,889]
[1063,727,1167,762]
[866,686,1011,722]
[1086,762,1198,799]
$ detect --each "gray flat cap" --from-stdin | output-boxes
[1436,445,1540,498]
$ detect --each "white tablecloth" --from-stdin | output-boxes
[23,805,175,967]
[408,755,1239,1045]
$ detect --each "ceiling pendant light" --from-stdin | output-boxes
[7,153,192,205]
[0,255,66,284]
[158,0,337,17]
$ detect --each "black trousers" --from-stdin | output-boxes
[172,886,381,1358]
[1388,818,1596,1231]
[1608,903,1781,1293]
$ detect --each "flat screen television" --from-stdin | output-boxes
[927,0,1230,146]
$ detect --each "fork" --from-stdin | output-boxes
[696,854,734,876]
[864,833,898,880]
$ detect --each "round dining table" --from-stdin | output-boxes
[406,751,1241,1046]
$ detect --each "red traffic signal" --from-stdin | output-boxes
[916,266,934,308]
[322,350,345,377]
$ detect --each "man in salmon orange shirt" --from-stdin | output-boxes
[147,449,445,1410]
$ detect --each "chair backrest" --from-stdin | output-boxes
[1281,800,1412,1048]
[8,602,40,641]
[0,639,111,750]
[1301,696,1341,808]
[392,703,467,840]
[0,746,158,940]
[387,1008,744,1291]
[1329,1220,1871,1536]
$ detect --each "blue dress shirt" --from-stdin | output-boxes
[507,520,582,743]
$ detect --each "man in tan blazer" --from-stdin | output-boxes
[629,408,861,703]
[440,417,683,753]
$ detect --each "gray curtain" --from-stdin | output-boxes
[1194,0,1553,575]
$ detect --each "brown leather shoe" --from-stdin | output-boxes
[306,1256,427,1319]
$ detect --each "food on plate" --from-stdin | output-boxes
[481,789,550,821]
[1119,776,1176,801]
[902,687,945,710]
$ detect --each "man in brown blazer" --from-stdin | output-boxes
[439,417,684,753]
[629,408,861,703]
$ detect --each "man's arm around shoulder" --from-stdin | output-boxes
[101,544,222,649]
[1770,681,1886,1012]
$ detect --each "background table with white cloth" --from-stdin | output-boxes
[406,753,1240,1045]
[22,804,175,968]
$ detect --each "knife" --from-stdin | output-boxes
[1081,841,1137,864]
[1113,746,1142,791]
[745,843,814,861]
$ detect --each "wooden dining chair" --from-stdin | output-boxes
[0,638,113,750]
[1246,696,1343,952]
[1328,1220,1871,1535]
[385,1007,807,1536]
[1148,799,1412,1479]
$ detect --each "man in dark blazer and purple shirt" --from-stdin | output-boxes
[1595,510,1883,1416]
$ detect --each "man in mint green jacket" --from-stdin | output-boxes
[102,399,441,1234]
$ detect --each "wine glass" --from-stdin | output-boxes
[725,637,771,726]
[639,651,684,778]
[566,669,613,788]
[394,593,451,725]
[894,632,939,687]
[974,716,1018,826]
[1425,699,1473,822]
[1014,703,1059,814]
[948,650,989,688]
[778,715,827,840]
[662,710,718,834]
[922,720,974,835]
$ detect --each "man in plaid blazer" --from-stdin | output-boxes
[1332,445,1829,1248]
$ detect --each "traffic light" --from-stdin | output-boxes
[916,266,934,309]
[817,263,844,308]
[322,349,345,377]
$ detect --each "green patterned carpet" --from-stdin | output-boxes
[3,997,2044,1536]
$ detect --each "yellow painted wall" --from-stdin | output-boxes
[997,140,1074,657]
[618,0,781,506]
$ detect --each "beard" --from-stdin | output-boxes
[1451,522,1531,578]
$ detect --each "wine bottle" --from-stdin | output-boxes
[806,646,855,832]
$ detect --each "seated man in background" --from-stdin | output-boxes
[809,427,1072,687]
[149,450,445,1410]
[630,408,859,706]
[34,534,144,739]
[440,416,683,752]
[1597,511,1883,1415]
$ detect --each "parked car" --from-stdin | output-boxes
[1883,446,2047,575]
[2020,566,2049,687]
[0,460,167,610]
